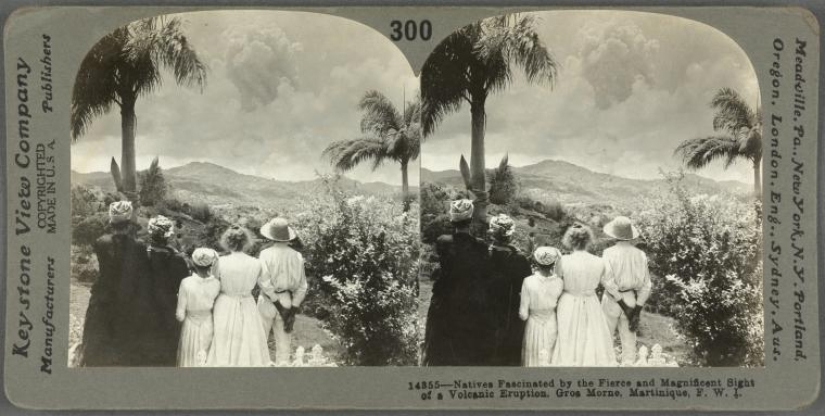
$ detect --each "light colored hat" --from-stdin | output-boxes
[603,216,639,240]
[191,247,218,267]
[260,217,297,242]
[147,215,175,239]
[489,214,515,238]
[449,199,474,222]
[533,246,561,266]
[108,201,133,224]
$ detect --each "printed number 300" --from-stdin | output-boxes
[390,20,432,41]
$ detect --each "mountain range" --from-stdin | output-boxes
[71,161,409,209]
[421,159,750,209]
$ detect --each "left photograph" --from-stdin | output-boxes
[69,11,421,368]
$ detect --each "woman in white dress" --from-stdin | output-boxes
[519,247,564,367]
[552,224,619,366]
[176,248,221,367]
[207,226,275,367]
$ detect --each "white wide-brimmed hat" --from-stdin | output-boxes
[260,217,297,242]
[603,216,639,240]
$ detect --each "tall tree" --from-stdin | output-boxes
[421,14,557,226]
[323,90,421,210]
[71,17,207,200]
[675,88,762,197]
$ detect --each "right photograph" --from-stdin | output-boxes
[418,11,763,368]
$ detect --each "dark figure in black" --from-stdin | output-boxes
[487,214,533,366]
[80,201,149,366]
[423,199,494,366]
[144,215,191,366]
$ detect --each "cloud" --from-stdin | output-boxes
[577,20,659,109]
[224,26,302,111]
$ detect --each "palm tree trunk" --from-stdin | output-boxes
[120,95,138,200]
[470,98,488,231]
[401,160,410,212]
[753,156,762,199]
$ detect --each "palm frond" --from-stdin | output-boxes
[71,27,128,139]
[710,87,755,135]
[478,14,558,88]
[359,90,401,136]
[322,137,389,172]
[420,25,478,136]
[674,136,741,170]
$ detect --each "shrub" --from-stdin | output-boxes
[138,157,167,207]
[487,158,519,205]
[71,246,99,283]
[72,213,109,247]
[638,177,763,366]
[188,202,213,222]
[295,180,420,366]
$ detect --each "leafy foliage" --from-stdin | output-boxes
[294,178,421,365]
[487,154,519,205]
[421,13,557,136]
[674,87,762,196]
[638,176,763,366]
[71,17,207,139]
[138,157,168,206]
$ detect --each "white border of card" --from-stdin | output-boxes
[2,2,822,412]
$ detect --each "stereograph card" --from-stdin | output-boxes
[1,1,822,411]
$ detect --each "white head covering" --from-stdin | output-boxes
[147,215,175,239]
[489,214,515,239]
[603,216,640,240]
[108,201,133,224]
[533,246,562,266]
[449,199,474,222]
[191,247,218,267]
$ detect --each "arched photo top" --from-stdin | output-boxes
[417,10,764,369]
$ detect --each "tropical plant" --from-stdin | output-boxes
[487,153,519,205]
[138,157,167,206]
[674,88,762,197]
[638,175,763,366]
[323,90,421,211]
[71,17,207,200]
[421,14,557,225]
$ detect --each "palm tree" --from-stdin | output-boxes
[675,88,762,197]
[323,90,421,210]
[71,17,207,200]
[421,14,557,226]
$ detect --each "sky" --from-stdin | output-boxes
[421,10,760,183]
[71,10,419,185]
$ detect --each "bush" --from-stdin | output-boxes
[487,159,519,205]
[295,180,420,366]
[71,246,99,283]
[188,202,213,222]
[138,157,167,207]
[638,177,763,366]
[72,213,109,247]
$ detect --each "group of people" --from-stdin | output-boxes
[79,201,308,367]
[423,199,652,367]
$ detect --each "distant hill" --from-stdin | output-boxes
[72,161,411,209]
[421,159,750,210]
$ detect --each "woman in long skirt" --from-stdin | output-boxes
[176,248,221,367]
[207,226,274,367]
[552,224,619,366]
[519,247,564,367]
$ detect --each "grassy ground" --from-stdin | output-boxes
[417,278,689,366]
[69,278,341,366]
